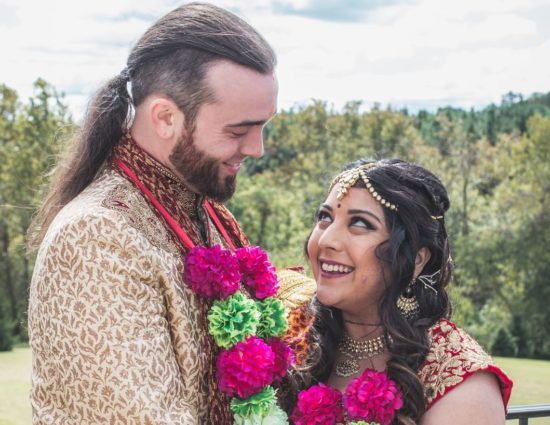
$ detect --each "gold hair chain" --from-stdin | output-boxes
[329,163,398,211]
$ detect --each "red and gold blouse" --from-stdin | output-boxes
[419,319,512,409]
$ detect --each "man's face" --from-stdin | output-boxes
[169,60,278,202]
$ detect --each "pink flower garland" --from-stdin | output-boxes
[217,336,276,399]
[236,246,280,299]
[344,369,403,425]
[291,369,403,425]
[291,383,344,425]
[184,245,241,299]
[184,244,293,422]
[268,337,296,383]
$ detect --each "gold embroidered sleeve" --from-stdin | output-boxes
[28,212,197,424]
[276,268,316,310]
[418,320,513,409]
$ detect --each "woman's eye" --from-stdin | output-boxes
[350,217,374,230]
[230,131,248,138]
[317,210,332,223]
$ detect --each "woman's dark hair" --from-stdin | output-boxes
[29,2,276,248]
[294,158,453,425]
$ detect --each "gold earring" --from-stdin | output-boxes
[396,278,419,320]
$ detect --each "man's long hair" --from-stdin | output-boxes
[28,2,276,249]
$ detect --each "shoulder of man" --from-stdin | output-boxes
[41,168,180,259]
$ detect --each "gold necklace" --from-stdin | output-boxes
[335,332,386,377]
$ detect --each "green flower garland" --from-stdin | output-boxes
[256,297,288,339]
[208,291,260,348]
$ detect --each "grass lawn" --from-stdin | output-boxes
[0,346,32,425]
[495,356,550,425]
[0,347,548,424]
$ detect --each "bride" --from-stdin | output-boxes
[284,159,512,425]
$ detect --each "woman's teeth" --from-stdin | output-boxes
[321,262,353,274]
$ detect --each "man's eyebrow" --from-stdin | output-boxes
[225,119,269,128]
[347,208,382,225]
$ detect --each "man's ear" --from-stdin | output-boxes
[149,97,184,140]
[414,247,432,278]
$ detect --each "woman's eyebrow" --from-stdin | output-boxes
[347,208,382,224]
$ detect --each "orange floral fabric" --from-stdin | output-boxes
[283,300,315,366]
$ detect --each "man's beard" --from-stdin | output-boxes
[168,132,237,202]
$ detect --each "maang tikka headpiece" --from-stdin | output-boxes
[329,163,398,211]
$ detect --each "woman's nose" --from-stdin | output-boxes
[318,222,343,252]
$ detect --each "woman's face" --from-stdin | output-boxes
[307,184,390,316]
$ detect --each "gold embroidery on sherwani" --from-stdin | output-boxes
[418,319,493,407]
[102,180,181,258]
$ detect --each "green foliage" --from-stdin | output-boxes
[1,78,549,358]
[0,304,13,352]
[491,327,518,357]
[0,79,73,340]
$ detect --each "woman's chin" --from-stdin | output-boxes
[315,288,338,308]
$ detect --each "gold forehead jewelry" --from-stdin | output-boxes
[335,332,387,377]
[329,163,398,211]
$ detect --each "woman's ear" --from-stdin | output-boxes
[414,247,431,278]
[149,97,184,140]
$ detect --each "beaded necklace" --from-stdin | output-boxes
[335,332,387,378]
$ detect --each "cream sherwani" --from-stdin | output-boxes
[29,141,314,424]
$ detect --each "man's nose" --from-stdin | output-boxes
[239,127,264,158]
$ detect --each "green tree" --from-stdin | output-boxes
[491,327,518,357]
[0,79,72,338]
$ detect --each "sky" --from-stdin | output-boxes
[1,0,549,121]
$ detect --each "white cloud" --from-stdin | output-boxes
[0,0,548,119]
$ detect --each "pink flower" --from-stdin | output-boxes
[216,336,275,399]
[267,337,295,382]
[236,246,279,299]
[343,369,403,425]
[291,384,344,425]
[184,245,241,299]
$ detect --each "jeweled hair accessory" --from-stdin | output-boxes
[417,270,440,294]
[329,163,398,211]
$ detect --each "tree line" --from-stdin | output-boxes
[1,80,549,358]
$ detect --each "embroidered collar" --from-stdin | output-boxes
[113,135,209,242]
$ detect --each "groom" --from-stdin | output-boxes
[28,3,313,423]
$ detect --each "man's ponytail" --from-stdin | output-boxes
[28,72,131,249]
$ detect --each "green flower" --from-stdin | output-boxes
[348,422,380,425]
[208,292,260,348]
[256,297,288,339]
[231,386,277,417]
[232,388,289,424]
